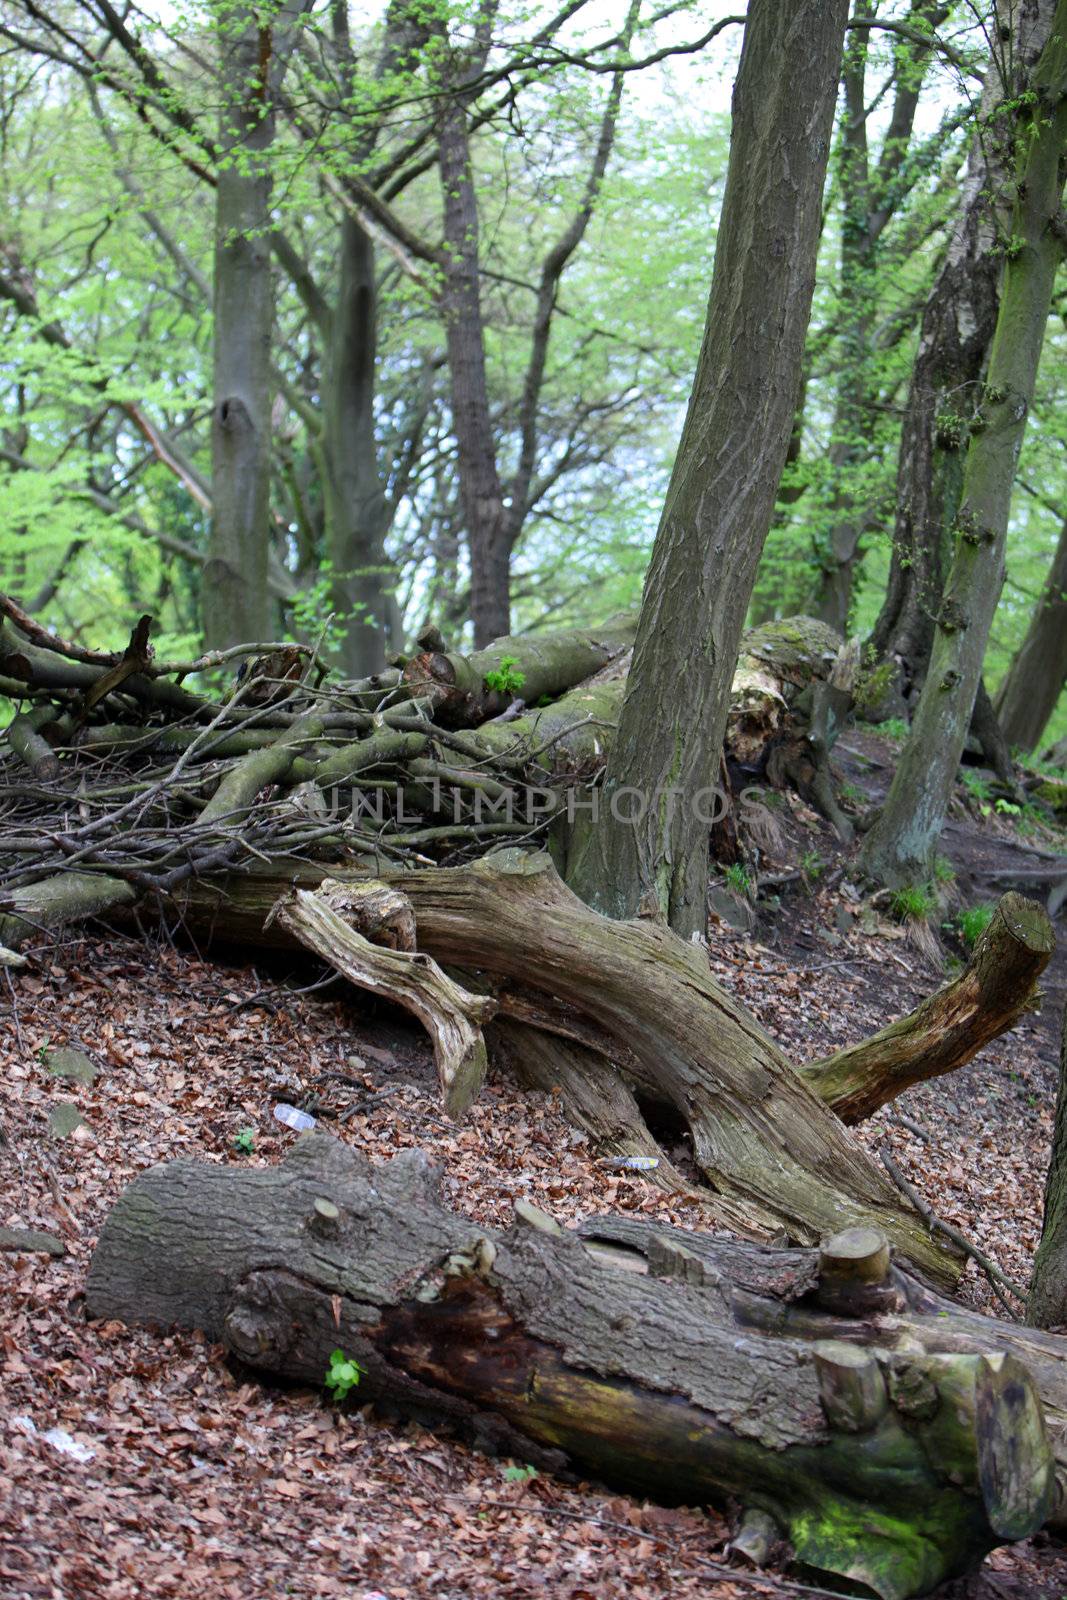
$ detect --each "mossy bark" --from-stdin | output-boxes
[566,0,849,937]
[85,1136,1056,1600]
[861,8,1067,886]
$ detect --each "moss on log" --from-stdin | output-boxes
[84,1135,1056,1600]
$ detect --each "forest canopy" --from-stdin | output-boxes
[0,0,1061,750]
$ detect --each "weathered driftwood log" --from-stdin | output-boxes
[0,847,1049,1288]
[802,891,1055,1122]
[84,1135,1056,1600]
[171,851,960,1284]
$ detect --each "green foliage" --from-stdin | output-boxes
[724,862,753,898]
[956,904,994,946]
[503,1464,538,1484]
[932,855,955,886]
[800,850,824,881]
[889,884,936,922]
[484,656,526,696]
[233,1128,256,1155]
[324,1349,366,1402]
[961,769,993,806]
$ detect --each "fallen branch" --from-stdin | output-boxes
[801,891,1054,1122]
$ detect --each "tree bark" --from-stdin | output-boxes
[436,24,511,648]
[810,0,945,632]
[567,0,849,937]
[867,0,1059,699]
[995,514,1067,753]
[84,1136,1057,1600]
[861,8,1067,886]
[400,613,636,726]
[324,216,392,677]
[1029,1004,1067,1328]
[204,2,276,649]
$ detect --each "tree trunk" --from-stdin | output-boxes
[867,0,1059,699]
[996,514,1067,753]
[436,39,511,647]
[567,0,849,938]
[85,1136,1057,1600]
[861,10,1067,886]
[1029,1004,1067,1328]
[204,2,275,649]
[324,216,392,677]
[400,613,636,726]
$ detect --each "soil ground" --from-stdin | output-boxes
[1,730,1066,1600]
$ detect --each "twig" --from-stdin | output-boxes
[884,1111,932,1143]
[879,1144,1026,1317]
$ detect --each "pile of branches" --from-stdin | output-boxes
[0,596,849,943]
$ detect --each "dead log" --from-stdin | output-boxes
[170,852,960,1285]
[84,1134,1057,1600]
[400,614,637,726]
[275,879,495,1118]
[802,891,1054,1122]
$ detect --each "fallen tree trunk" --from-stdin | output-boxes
[0,841,1050,1288]
[171,853,962,1285]
[802,891,1054,1122]
[400,614,637,726]
[84,1134,1057,1600]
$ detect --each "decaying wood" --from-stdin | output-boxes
[401,614,637,726]
[276,879,494,1118]
[802,891,1054,1122]
[84,1133,1058,1600]
[168,851,961,1285]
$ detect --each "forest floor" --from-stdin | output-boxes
[1,729,1066,1600]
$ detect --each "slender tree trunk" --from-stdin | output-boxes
[996,514,1067,752]
[810,0,947,632]
[568,0,849,936]
[204,5,275,648]
[810,8,877,634]
[437,46,511,648]
[324,217,391,676]
[868,0,1058,696]
[861,7,1067,885]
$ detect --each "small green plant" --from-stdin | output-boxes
[503,1464,538,1484]
[932,854,955,887]
[325,1349,366,1401]
[994,797,1021,816]
[889,885,935,922]
[724,862,753,898]
[957,904,994,947]
[839,782,863,804]
[484,655,526,696]
[961,769,993,806]
[800,850,824,881]
[233,1128,256,1155]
